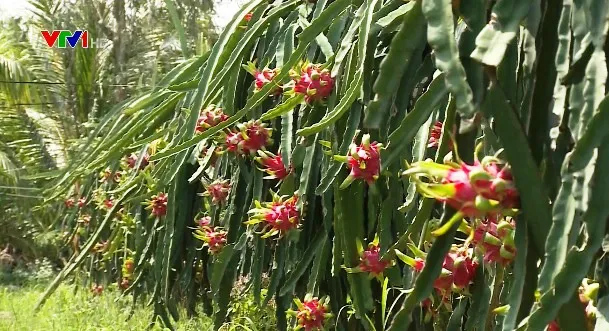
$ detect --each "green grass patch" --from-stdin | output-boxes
[0,282,212,331]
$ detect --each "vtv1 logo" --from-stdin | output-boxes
[41,30,89,48]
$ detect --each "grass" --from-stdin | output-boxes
[0,282,213,331]
[0,260,276,331]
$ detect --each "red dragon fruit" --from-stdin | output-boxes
[334,134,382,188]
[358,243,391,278]
[402,245,477,297]
[413,257,425,272]
[544,279,599,331]
[123,258,135,274]
[65,198,75,208]
[119,278,130,289]
[255,69,282,95]
[255,150,291,180]
[78,197,87,208]
[428,121,444,148]
[433,247,478,296]
[287,294,333,331]
[194,226,228,254]
[91,284,104,296]
[428,121,453,150]
[204,179,231,205]
[126,153,150,169]
[147,192,168,217]
[121,257,135,288]
[254,68,279,91]
[246,194,299,238]
[195,105,229,133]
[472,218,516,265]
[243,62,282,95]
[223,120,272,156]
[196,216,212,229]
[103,198,114,210]
[292,63,334,104]
[403,157,518,219]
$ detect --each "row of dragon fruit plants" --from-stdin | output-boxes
[38,0,609,330]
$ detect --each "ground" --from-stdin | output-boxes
[0,283,212,331]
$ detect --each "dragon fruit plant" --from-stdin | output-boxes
[39,1,609,331]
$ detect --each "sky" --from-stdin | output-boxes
[0,0,32,19]
[0,0,244,29]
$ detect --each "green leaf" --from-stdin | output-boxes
[260,94,305,121]
[470,0,533,66]
[422,0,476,118]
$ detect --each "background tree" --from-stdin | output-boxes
[0,0,217,261]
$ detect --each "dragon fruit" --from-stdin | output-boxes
[246,194,299,238]
[103,198,114,210]
[195,105,229,133]
[223,120,272,156]
[147,192,168,217]
[287,294,332,331]
[126,153,149,169]
[196,216,212,229]
[402,245,477,297]
[194,226,228,254]
[121,257,135,288]
[78,197,87,208]
[119,278,130,289]
[292,63,334,104]
[403,157,518,219]
[434,247,478,296]
[204,179,231,205]
[358,243,391,277]
[413,257,425,272]
[243,62,282,96]
[428,121,453,150]
[472,218,516,265]
[65,198,75,208]
[255,68,282,95]
[91,284,104,296]
[335,134,382,188]
[255,150,291,180]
